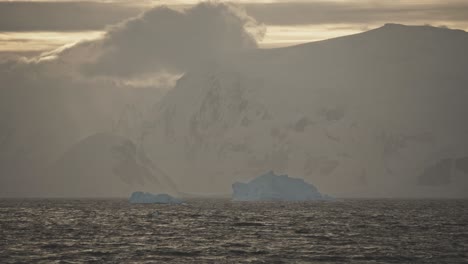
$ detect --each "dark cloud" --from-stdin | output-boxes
[0,1,143,31]
[243,2,468,25]
[1,1,468,32]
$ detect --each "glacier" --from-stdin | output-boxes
[232,171,329,201]
[129,192,183,204]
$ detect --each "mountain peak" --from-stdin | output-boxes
[378,23,466,34]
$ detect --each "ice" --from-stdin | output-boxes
[232,171,329,201]
[129,192,183,204]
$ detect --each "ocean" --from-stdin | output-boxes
[0,198,467,263]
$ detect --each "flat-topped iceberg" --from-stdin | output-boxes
[129,192,183,204]
[232,171,329,201]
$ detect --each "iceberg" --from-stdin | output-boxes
[129,192,183,204]
[232,171,329,201]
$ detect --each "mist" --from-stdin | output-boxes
[0,2,467,198]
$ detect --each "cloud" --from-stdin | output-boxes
[76,2,263,77]
[2,1,263,104]
[12,2,263,77]
[10,2,261,75]
[2,1,468,31]
[0,1,143,31]
[243,1,468,26]
[2,1,468,54]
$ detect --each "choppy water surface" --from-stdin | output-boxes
[0,199,467,263]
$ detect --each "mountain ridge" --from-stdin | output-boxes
[1,23,467,197]
[137,23,468,197]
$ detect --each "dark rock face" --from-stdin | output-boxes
[111,140,153,186]
[42,133,170,197]
[418,159,453,186]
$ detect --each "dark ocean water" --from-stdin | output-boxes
[0,199,467,263]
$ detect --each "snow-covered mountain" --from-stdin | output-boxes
[0,74,164,197]
[139,24,468,197]
[1,24,467,198]
[42,132,177,197]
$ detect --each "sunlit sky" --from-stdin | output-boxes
[1,0,468,56]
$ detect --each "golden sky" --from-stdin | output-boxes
[1,0,467,55]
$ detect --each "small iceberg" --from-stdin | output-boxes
[232,171,330,201]
[129,192,183,204]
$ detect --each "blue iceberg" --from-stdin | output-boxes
[232,171,330,201]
